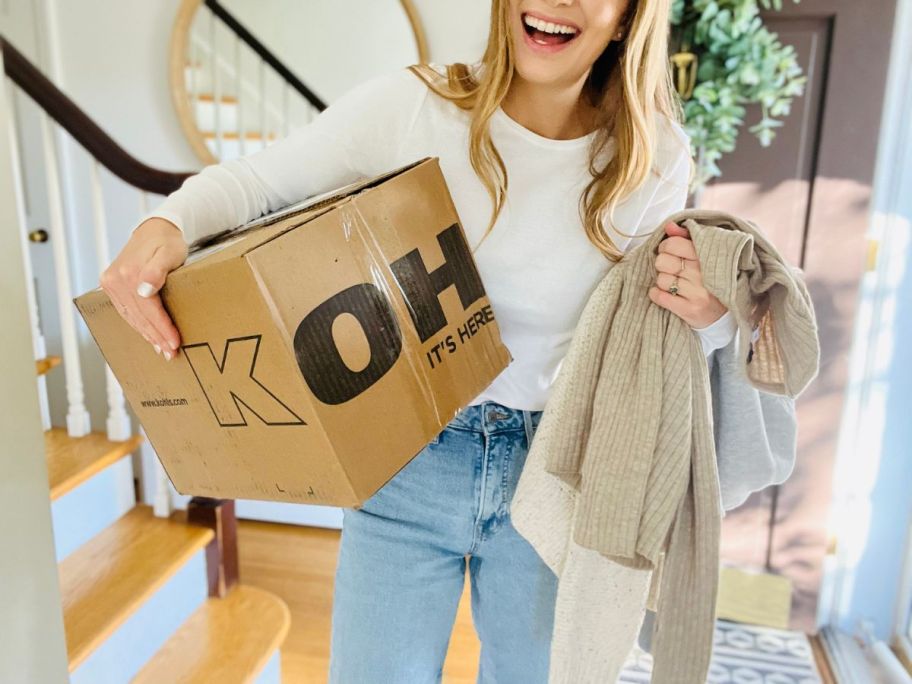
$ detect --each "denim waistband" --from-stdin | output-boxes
[447,401,543,435]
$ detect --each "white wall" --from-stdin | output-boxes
[220,0,419,103]
[413,0,492,64]
[44,0,490,178]
[47,0,198,170]
[219,0,491,102]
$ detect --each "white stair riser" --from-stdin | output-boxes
[193,99,241,132]
[70,551,208,684]
[51,457,135,561]
[184,64,287,118]
[184,65,226,98]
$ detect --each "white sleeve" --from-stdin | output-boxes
[692,310,738,356]
[620,115,693,250]
[141,67,430,245]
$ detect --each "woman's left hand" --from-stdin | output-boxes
[648,221,729,328]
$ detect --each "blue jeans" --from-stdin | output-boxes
[328,401,555,684]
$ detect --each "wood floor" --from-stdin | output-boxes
[238,520,841,683]
[237,519,482,683]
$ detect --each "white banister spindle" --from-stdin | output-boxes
[139,191,174,518]
[282,83,290,138]
[153,459,172,517]
[209,10,223,159]
[138,189,174,512]
[128,244,169,516]
[90,161,131,441]
[147,428,173,518]
[7,79,51,430]
[40,113,90,437]
[258,58,267,152]
[234,36,245,157]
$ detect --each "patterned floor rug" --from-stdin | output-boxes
[618,618,823,683]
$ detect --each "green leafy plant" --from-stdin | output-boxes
[670,0,807,189]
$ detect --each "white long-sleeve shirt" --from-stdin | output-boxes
[145,63,737,411]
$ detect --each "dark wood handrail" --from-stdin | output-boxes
[1,36,195,196]
[204,0,327,113]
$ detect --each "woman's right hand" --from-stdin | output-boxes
[100,217,189,360]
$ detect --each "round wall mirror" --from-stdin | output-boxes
[170,0,428,164]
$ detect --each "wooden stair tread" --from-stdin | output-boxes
[36,355,61,375]
[46,428,143,500]
[196,92,239,104]
[202,130,277,141]
[59,505,214,671]
[132,585,290,683]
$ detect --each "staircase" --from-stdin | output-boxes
[171,0,326,164]
[3,34,290,682]
[43,356,290,682]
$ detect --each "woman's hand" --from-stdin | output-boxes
[648,221,728,328]
[99,217,188,359]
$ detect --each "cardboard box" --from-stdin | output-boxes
[76,157,511,507]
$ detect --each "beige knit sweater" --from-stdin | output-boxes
[511,208,820,683]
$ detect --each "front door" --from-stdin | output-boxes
[697,0,898,632]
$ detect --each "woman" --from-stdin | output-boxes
[103,0,736,680]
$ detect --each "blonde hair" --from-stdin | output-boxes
[408,0,692,262]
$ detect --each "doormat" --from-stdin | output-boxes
[619,619,823,683]
[716,565,793,629]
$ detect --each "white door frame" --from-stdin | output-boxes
[896,521,912,663]
[815,0,912,659]
[0,45,70,680]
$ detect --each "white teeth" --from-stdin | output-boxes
[523,14,578,36]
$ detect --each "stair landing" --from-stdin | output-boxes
[133,585,290,683]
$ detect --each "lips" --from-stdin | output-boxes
[520,11,581,53]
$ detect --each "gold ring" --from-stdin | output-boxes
[669,278,679,296]
[677,257,686,275]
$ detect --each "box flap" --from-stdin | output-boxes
[187,157,432,258]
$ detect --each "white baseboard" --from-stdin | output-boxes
[820,625,912,683]
[235,500,343,529]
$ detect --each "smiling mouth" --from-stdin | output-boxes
[521,12,581,46]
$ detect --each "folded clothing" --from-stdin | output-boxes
[511,208,821,683]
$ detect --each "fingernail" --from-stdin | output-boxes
[163,351,173,361]
[137,282,156,298]
[167,339,179,351]
[153,344,162,355]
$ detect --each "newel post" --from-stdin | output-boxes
[187,497,239,597]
